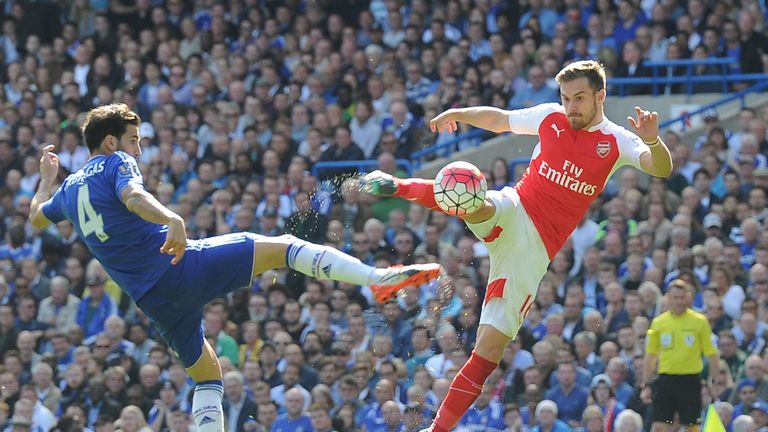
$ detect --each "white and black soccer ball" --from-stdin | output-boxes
[433,161,487,216]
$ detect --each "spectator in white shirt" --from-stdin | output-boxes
[57,127,89,174]
[37,276,80,332]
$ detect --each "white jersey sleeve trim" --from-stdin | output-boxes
[611,123,650,170]
[507,103,563,135]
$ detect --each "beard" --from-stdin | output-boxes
[567,100,597,130]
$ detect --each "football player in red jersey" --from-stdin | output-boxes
[362,60,673,432]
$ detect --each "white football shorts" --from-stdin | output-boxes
[465,186,551,338]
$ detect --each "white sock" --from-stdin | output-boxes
[192,380,224,432]
[286,240,386,285]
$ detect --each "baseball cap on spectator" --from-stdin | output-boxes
[261,341,277,353]
[703,213,722,229]
[535,400,558,418]
[750,401,768,416]
[263,208,278,218]
[738,379,758,392]
[590,373,613,390]
[139,122,155,140]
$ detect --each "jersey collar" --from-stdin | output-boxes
[587,116,608,132]
[86,154,106,162]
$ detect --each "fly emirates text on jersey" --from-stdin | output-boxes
[537,159,598,196]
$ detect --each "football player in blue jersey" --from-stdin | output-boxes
[29,104,443,432]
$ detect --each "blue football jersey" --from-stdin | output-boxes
[42,151,171,300]
[457,400,506,432]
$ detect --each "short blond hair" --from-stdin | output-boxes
[555,60,606,92]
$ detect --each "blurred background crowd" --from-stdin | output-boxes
[1,0,768,431]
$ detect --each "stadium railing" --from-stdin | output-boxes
[610,57,768,96]
[411,129,489,169]
[659,79,768,131]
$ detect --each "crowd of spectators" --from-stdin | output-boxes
[1,0,768,431]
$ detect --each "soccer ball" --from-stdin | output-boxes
[433,161,487,216]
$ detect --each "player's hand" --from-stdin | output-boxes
[627,106,660,143]
[161,216,187,265]
[39,144,60,183]
[429,109,460,133]
[640,386,652,404]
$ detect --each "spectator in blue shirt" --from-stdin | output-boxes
[271,387,313,432]
[519,0,559,39]
[531,400,573,432]
[613,0,648,49]
[508,66,560,109]
[309,403,335,432]
[605,357,636,406]
[357,378,404,432]
[375,400,407,432]
[0,224,35,264]
[75,276,117,340]
[590,374,625,431]
[457,384,505,431]
[544,363,589,426]
[380,302,412,358]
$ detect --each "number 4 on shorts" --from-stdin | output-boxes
[77,184,109,242]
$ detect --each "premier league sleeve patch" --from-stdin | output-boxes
[118,161,141,179]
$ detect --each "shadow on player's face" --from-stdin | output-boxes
[114,124,142,159]
[560,77,605,130]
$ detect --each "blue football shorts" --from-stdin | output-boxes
[137,232,256,367]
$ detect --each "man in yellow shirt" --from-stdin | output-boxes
[642,279,721,432]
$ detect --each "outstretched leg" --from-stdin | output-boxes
[427,324,509,432]
[362,171,497,225]
[251,234,443,303]
[363,170,440,210]
[187,340,224,432]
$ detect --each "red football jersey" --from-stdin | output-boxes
[509,103,650,259]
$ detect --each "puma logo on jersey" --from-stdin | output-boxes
[551,123,565,138]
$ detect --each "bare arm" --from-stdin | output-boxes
[707,352,721,383]
[30,178,55,229]
[628,106,673,178]
[121,183,188,265]
[121,183,181,225]
[429,107,513,134]
[30,145,59,229]
[639,138,674,178]
[642,352,658,387]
